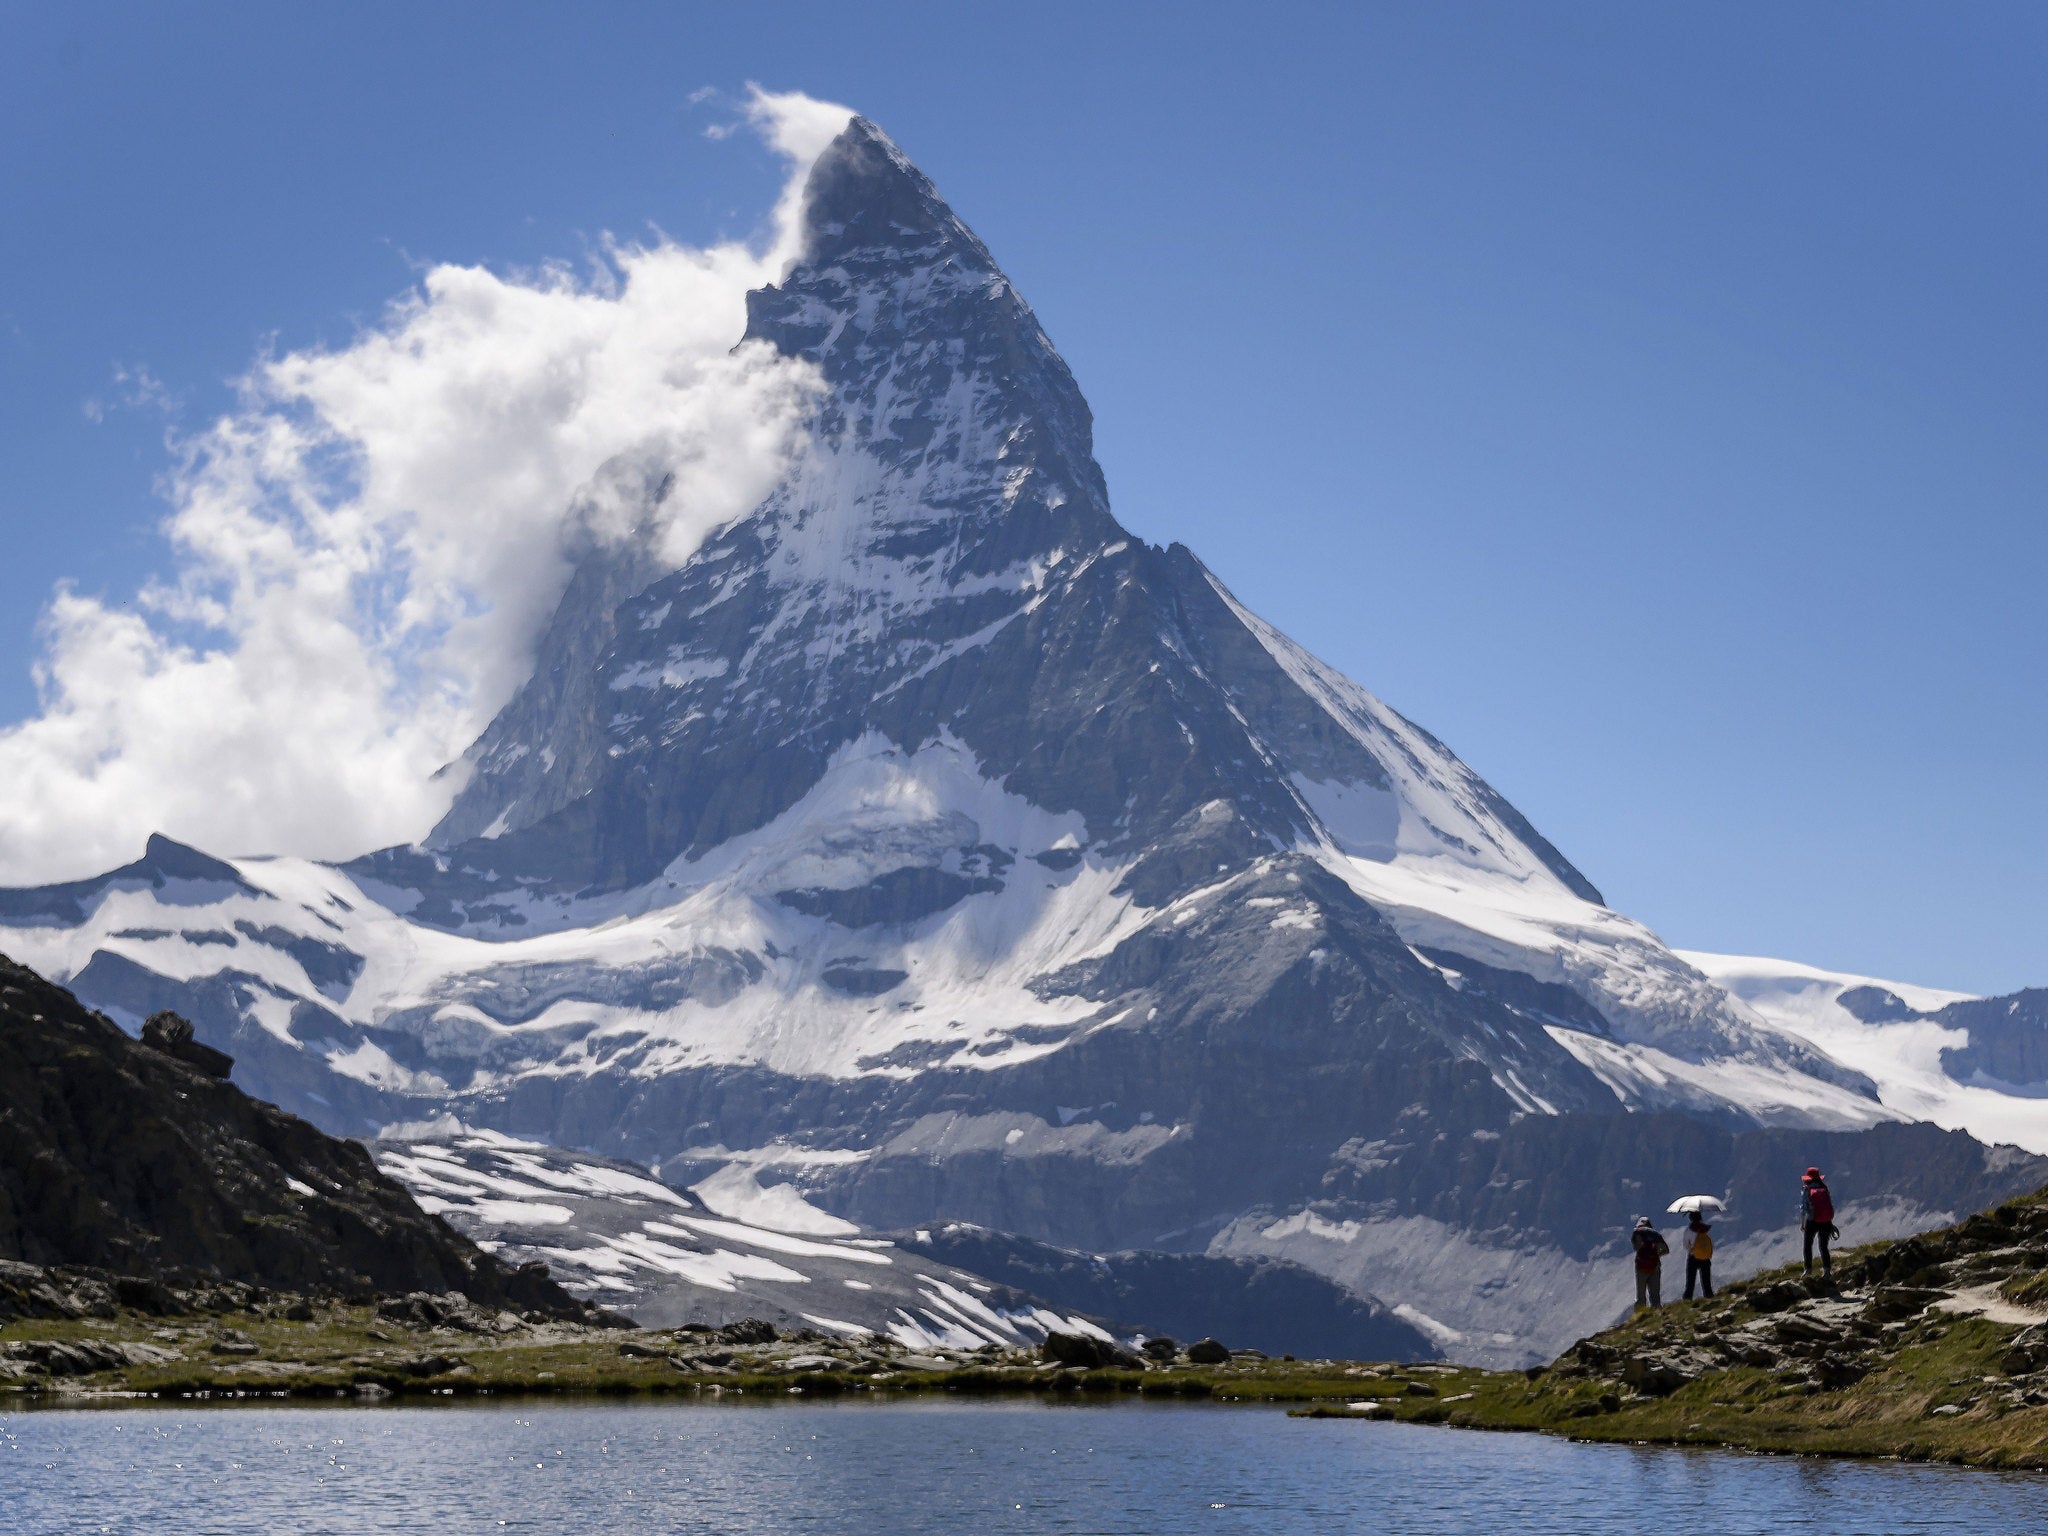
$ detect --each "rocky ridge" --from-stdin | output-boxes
[1547,1192,2048,1411]
[1294,1177,2048,1468]
[0,955,585,1318]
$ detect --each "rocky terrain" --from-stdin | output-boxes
[1533,1187,2048,1428]
[0,955,584,1317]
[1303,1178,2048,1468]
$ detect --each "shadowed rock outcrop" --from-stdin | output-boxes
[0,955,581,1314]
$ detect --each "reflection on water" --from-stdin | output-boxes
[2,1399,2039,1535]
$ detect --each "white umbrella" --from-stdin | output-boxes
[1666,1194,1726,1214]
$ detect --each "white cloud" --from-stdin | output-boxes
[0,90,857,885]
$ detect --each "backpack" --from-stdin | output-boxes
[1805,1183,1834,1225]
[1689,1227,1713,1260]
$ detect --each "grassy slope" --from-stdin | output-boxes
[1302,1185,2048,1469]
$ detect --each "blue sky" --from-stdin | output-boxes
[2,3,2043,993]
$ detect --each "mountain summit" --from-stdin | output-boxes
[5,118,2040,1363]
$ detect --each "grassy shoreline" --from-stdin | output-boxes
[9,1289,2048,1473]
[1298,1213,2048,1472]
[1,1300,1459,1411]
[16,1189,2048,1476]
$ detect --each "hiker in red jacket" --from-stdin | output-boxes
[1801,1167,1839,1277]
[1631,1216,1670,1308]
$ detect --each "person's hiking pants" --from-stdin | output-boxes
[1635,1268,1661,1307]
[1803,1220,1832,1274]
[1684,1257,1713,1299]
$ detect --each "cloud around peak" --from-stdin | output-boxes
[0,90,855,885]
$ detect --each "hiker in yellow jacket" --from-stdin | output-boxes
[1682,1211,1714,1299]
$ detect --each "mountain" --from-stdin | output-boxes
[3,117,2044,1365]
[0,956,578,1314]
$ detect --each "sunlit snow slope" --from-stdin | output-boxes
[1685,951,2048,1156]
[372,1128,1115,1349]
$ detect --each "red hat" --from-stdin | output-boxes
[1804,1167,1822,1180]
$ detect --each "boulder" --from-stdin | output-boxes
[113,1277,179,1315]
[1620,1353,1694,1397]
[1955,1212,2016,1251]
[1040,1331,1142,1370]
[377,1290,506,1333]
[714,1318,778,1346]
[396,1352,462,1377]
[1746,1281,1807,1314]
[3,1338,165,1376]
[1813,1357,1871,1390]
[1185,1337,1231,1365]
[1772,1314,1843,1345]
[2000,1324,2048,1377]
[140,1010,234,1079]
[1866,1286,1951,1322]
[1865,1237,1940,1286]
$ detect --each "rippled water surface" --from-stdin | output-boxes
[3,1400,2040,1535]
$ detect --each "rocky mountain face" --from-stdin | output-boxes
[901,1223,1437,1362]
[0,956,578,1315]
[3,117,2044,1364]
[1926,992,2048,1090]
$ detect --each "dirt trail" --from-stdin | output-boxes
[1932,1283,2047,1327]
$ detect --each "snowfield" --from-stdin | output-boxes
[1683,950,2048,1155]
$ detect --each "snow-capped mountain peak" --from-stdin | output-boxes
[9,113,2042,1365]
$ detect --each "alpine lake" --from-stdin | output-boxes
[5,1398,2043,1535]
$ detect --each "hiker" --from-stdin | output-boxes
[1800,1166,1839,1276]
[1631,1216,1670,1308]
[1682,1211,1714,1299]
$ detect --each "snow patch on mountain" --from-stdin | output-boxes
[1542,1025,1892,1130]
[689,1164,862,1236]
[1683,950,2048,1155]
[0,733,1154,1093]
[373,1129,1119,1348]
